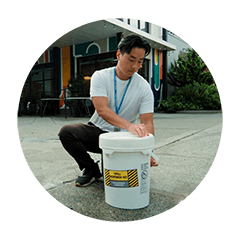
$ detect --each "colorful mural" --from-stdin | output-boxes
[152,49,163,106]
[59,37,117,109]
[154,49,160,90]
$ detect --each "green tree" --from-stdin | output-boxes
[168,49,214,87]
[159,49,221,112]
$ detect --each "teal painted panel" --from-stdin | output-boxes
[88,45,99,55]
[75,41,93,56]
[109,36,117,51]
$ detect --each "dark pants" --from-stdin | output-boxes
[58,122,107,171]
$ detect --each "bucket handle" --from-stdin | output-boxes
[104,150,114,156]
[141,151,159,165]
[104,149,159,164]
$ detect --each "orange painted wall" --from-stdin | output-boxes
[60,46,71,108]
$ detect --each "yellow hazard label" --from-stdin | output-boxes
[105,169,138,188]
[109,170,128,181]
[128,169,139,187]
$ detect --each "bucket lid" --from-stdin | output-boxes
[99,132,154,150]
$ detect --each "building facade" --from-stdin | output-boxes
[20,19,190,115]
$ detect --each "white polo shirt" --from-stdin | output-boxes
[89,67,154,132]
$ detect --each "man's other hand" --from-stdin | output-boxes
[127,123,148,137]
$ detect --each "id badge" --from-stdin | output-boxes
[114,127,120,132]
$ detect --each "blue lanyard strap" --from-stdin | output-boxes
[114,68,132,115]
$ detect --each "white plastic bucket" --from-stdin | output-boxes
[99,132,158,209]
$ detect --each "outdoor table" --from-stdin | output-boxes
[40,98,60,117]
[64,97,92,119]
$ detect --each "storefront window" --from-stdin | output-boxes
[22,63,55,101]
[77,51,117,77]
[78,51,149,81]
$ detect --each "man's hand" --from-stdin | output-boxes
[127,123,148,138]
[150,156,158,167]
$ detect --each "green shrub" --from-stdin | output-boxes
[159,82,221,112]
[159,48,221,112]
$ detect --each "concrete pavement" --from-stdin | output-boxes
[18,112,222,221]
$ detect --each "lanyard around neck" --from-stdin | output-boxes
[114,68,132,115]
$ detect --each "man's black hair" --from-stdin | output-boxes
[117,34,151,56]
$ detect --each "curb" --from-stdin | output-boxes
[176,110,222,114]
[155,110,222,114]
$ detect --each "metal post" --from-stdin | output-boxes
[40,90,43,117]
[64,88,67,119]
[162,28,168,100]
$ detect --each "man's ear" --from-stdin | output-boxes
[116,50,121,60]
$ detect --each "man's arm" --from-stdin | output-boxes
[91,96,131,129]
[91,96,148,137]
[140,112,158,166]
[139,113,154,135]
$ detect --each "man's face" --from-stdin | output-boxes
[116,47,145,80]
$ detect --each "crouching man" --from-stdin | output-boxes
[59,34,157,187]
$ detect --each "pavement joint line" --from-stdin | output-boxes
[50,117,56,125]
[32,117,37,124]
[153,123,221,151]
[46,179,76,191]
[153,129,206,151]
[157,152,214,159]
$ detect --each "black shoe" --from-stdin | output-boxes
[75,163,102,187]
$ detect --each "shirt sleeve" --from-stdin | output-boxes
[139,84,154,114]
[90,71,108,98]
